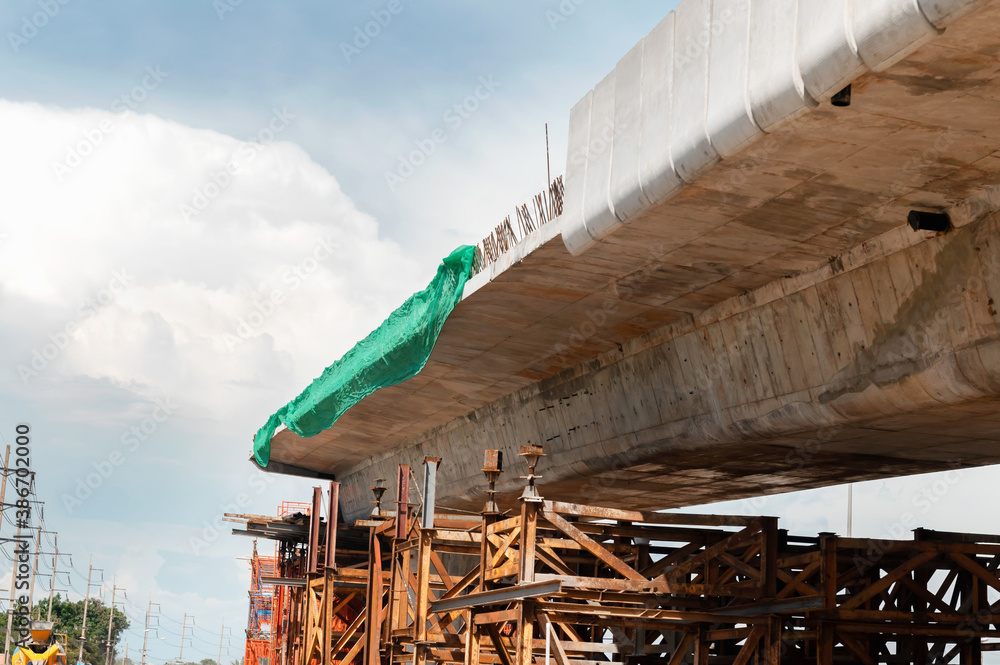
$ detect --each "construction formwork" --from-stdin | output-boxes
[233,448,1000,665]
[245,543,278,665]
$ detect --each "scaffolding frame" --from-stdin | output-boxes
[234,451,1000,665]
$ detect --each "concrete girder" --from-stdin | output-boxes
[338,192,1000,521]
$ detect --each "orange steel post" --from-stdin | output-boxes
[308,486,322,574]
[395,465,410,541]
[325,481,339,570]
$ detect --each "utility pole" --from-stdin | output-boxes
[123,642,128,665]
[178,613,187,664]
[0,444,12,664]
[140,598,151,665]
[0,446,9,539]
[104,582,117,665]
[47,535,58,621]
[4,461,22,665]
[78,562,93,663]
[4,524,23,662]
[217,621,224,665]
[28,525,42,615]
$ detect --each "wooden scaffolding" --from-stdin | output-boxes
[232,447,1000,665]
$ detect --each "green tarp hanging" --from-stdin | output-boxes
[253,245,477,466]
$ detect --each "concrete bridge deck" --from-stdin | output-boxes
[259,0,1000,521]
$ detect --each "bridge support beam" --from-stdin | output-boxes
[340,191,1000,522]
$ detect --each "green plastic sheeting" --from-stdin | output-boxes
[253,245,477,466]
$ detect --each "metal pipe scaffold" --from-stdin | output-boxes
[229,444,1000,665]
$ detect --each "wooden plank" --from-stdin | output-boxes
[776,560,820,599]
[542,509,645,581]
[331,592,357,620]
[535,545,575,576]
[717,541,760,585]
[667,633,695,665]
[331,610,365,657]
[465,616,481,665]
[489,527,521,569]
[534,573,760,598]
[529,639,620,654]
[484,560,519,582]
[840,551,937,610]
[485,624,513,665]
[950,551,1000,595]
[732,626,764,665]
[536,601,766,624]
[718,551,761,579]
[837,608,1000,624]
[839,633,877,665]
[339,632,364,665]
[487,515,522,536]
[897,574,954,614]
[431,580,562,613]
[474,608,519,626]
[367,532,384,663]
[515,601,534,665]
[429,529,483,543]
[543,501,756,527]
[641,542,701,578]
[705,626,754,641]
[666,523,761,581]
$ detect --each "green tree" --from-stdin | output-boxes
[0,595,130,664]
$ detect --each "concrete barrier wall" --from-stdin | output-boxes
[561,0,986,256]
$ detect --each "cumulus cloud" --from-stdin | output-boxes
[0,99,422,420]
[0,100,429,657]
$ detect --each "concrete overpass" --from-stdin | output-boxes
[259,0,1000,521]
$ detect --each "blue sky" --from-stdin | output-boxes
[0,0,676,259]
[1,2,997,664]
[0,2,681,663]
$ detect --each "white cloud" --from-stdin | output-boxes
[0,99,430,662]
[0,99,422,420]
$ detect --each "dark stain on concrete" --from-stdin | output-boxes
[818,215,990,405]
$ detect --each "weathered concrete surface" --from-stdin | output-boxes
[260,0,1000,521]
[337,190,1000,518]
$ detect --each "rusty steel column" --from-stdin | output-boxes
[325,481,339,570]
[365,529,383,665]
[421,456,441,528]
[308,486,322,574]
[412,529,432,665]
[395,464,410,541]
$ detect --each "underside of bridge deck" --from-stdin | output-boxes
[336,191,1000,520]
[258,0,1000,524]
